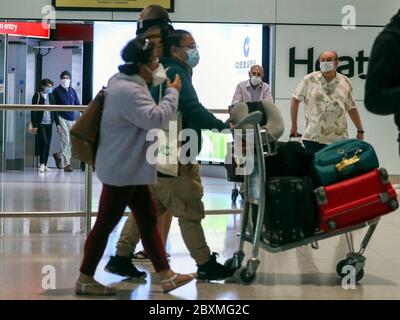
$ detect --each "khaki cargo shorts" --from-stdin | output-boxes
[149,163,205,220]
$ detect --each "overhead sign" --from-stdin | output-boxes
[53,0,174,11]
[0,22,50,39]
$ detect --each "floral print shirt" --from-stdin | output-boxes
[293,71,357,145]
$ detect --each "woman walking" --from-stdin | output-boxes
[75,37,194,296]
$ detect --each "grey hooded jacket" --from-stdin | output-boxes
[95,73,179,186]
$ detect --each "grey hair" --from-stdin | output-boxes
[250,64,264,74]
[319,51,339,61]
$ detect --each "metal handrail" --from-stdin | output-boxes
[0,104,229,114]
[0,104,240,235]
[0,211,86,218]
[0,104,93,234]
[0,209,243,218]
[0,104,86,111]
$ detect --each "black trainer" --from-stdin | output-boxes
[197,252,236,281]
[105,255,147,279]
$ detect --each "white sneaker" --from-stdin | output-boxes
[39,164,45,172]
[44,166,52,172]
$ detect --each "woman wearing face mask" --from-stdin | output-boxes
[52,70,81,172]
[31,79,61,172]
[75,37,195,296]
[231,64,273,105]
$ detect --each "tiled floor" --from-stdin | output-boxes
[0,170,400,300]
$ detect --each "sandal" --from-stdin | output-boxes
[75,280,116,296]
[131,251,151,262]
[131,251,171,262]
[160,273,195,294]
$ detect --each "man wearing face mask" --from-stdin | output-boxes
[230,64,273,201]
[106,30,234,280]
[231,64,273,105]
[290,50,364,153]
[52,70,81,172]
[108,30,234,281]
[146,29,234,281]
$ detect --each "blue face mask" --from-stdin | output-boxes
[43,87,53,94]
[187,48,200,68]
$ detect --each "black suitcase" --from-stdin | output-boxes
[263,176,318,246]
[224,142,245,183]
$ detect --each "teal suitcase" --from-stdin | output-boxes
[313,139,379,186]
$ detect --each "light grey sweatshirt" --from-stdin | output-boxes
[95,73,179,186]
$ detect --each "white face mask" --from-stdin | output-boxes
[146,63,167,86]
[250,76,262,86]
[61,79,71,88]
[320,61,335,73]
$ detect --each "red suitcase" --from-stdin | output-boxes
[314,168,399,232]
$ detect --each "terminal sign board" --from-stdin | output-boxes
[0,22,50,39]
[53,0,174,11]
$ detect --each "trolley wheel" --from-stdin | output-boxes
[231,189,239,202]
[355,268,364,282]
[224,258,239,270]
[389,199,399,210]
[240,268,256,283]
[336,260,347,277]
[336,260,365,283]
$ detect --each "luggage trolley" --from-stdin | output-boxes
[225,111,386,284]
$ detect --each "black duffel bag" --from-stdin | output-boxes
[265,141,320,187]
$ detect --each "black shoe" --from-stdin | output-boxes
[104,255,147,279]
[197,252,236,281]
[53,153,62,169]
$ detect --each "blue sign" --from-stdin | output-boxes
[243,36,250,58]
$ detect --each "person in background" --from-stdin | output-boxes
[75,37,194,296]
[231,64,273,105]
[230,64,273,199]
[52,70,80,172]
[31,78,60,172]
[290,50,365,153]
[365,9,400,156]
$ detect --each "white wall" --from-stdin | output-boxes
[274,23,399,174]
[0,0,398,172]
[276,0,400,26]
[0,0,398,25]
